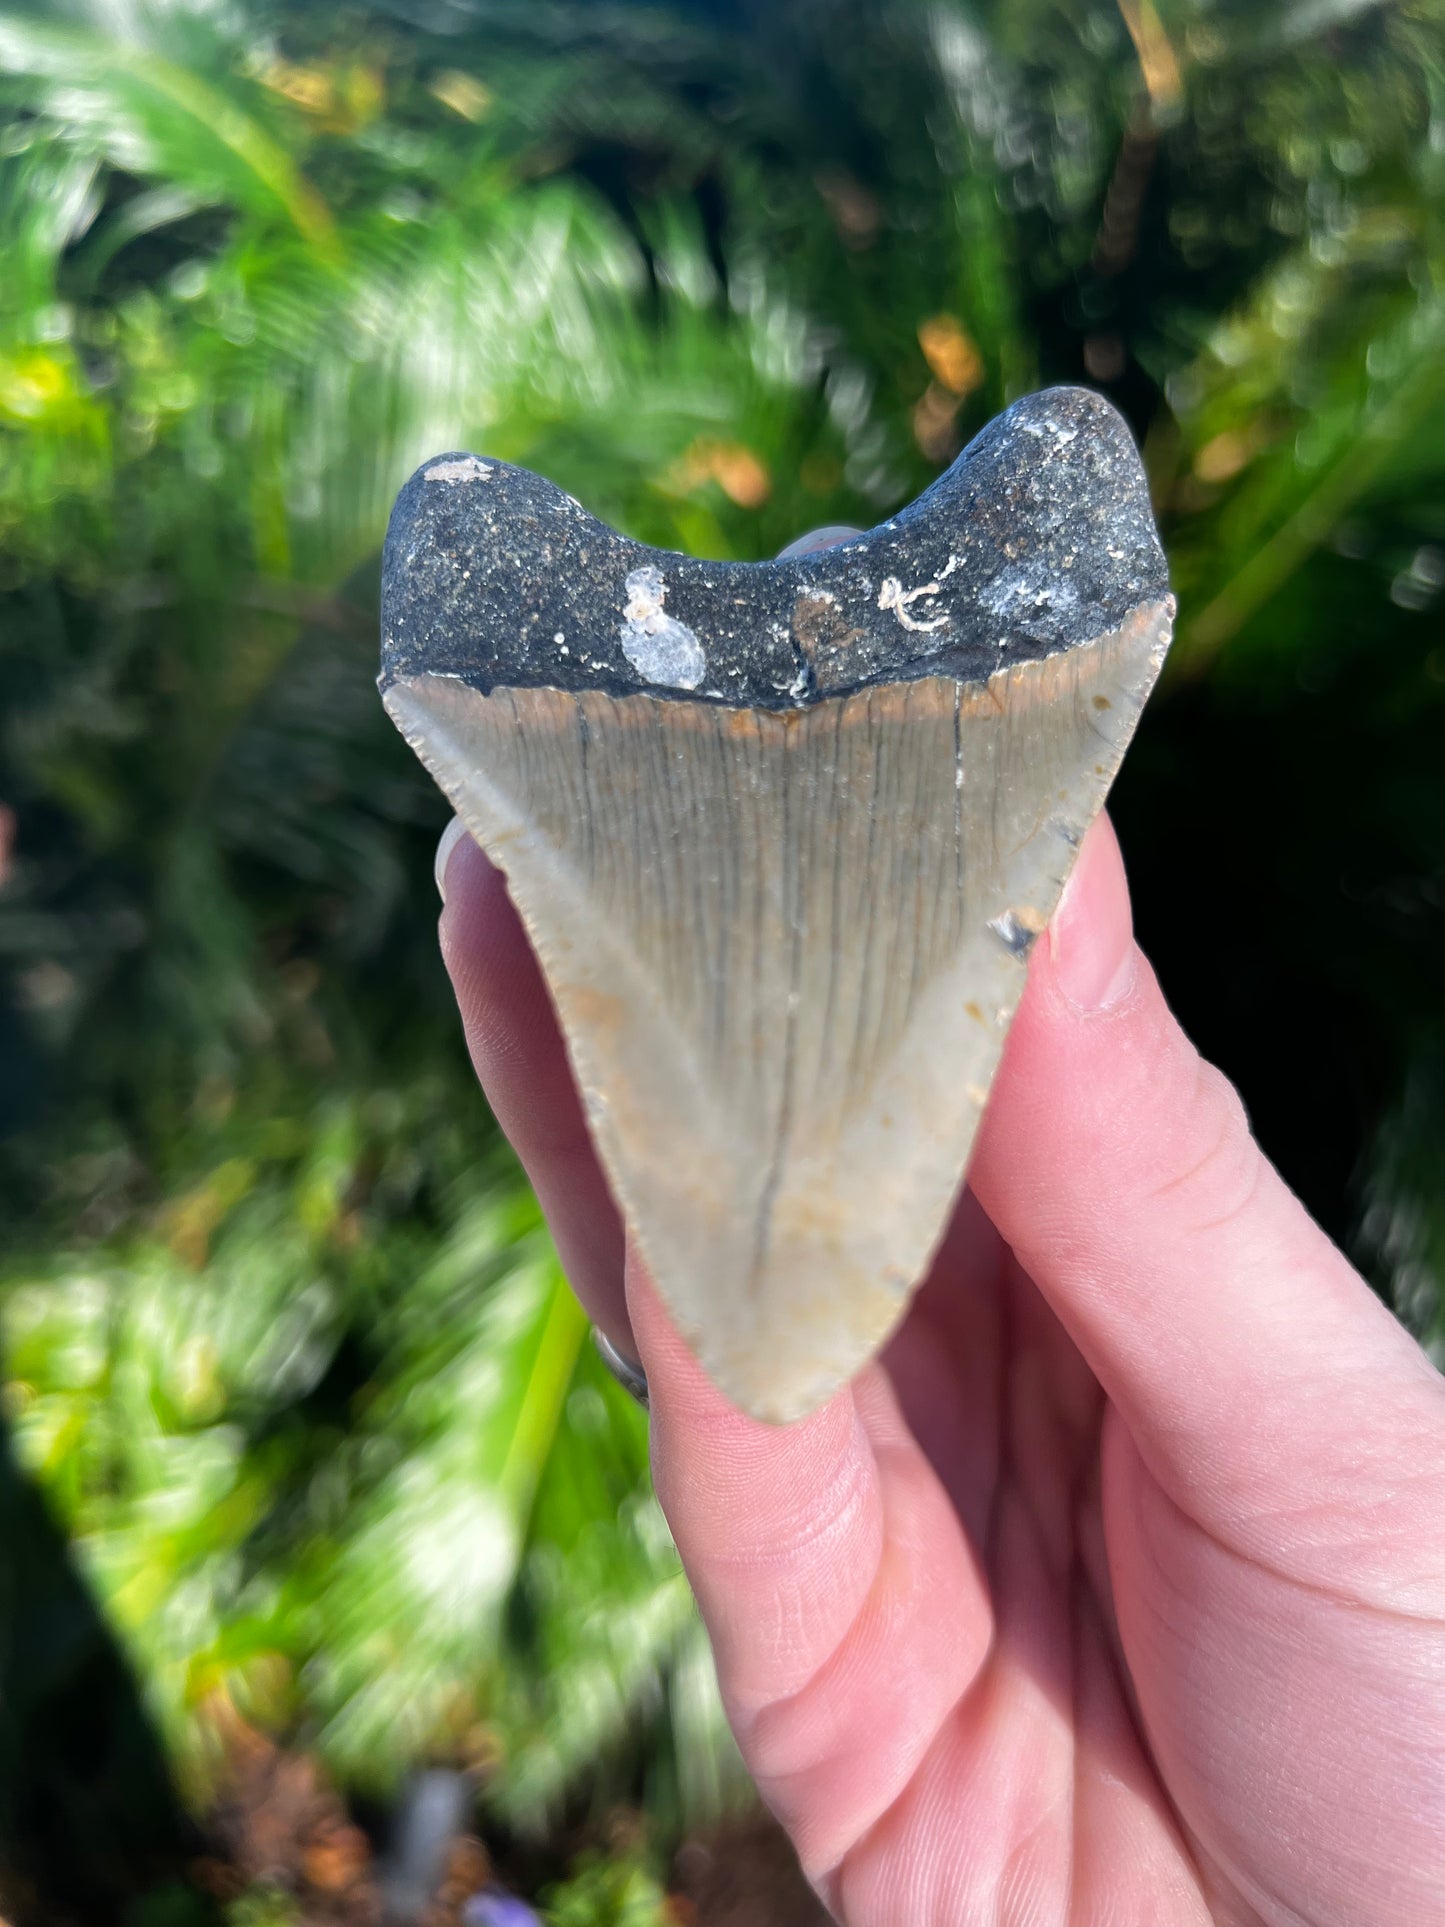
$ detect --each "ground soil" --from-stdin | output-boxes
[197,1721,832,1927]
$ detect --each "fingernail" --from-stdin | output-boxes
[1049,823,1137,1013]
[434,815,469,904]
[775,525,863,560]
[594,1328,650,1410]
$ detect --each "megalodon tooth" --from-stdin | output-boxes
[380,386,1174,1423]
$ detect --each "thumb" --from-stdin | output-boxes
[969,818,1445,1602]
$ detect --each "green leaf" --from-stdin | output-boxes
[0,10,336,247]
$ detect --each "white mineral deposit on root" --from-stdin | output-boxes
[619,564,707,689]
[424,455,495,483]
[980,563,1080,620]
[878,575,950,632]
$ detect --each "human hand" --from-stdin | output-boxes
[435,799,1445,1926]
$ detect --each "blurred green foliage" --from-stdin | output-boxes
[0,0,1442,1914]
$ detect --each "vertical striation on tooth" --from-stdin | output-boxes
[380,386,1175,1422]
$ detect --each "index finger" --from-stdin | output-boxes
[438,823,630,1354]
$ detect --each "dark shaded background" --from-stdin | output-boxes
[0,0,1441,1919]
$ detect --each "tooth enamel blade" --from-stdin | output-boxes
[380,388,1174,1422]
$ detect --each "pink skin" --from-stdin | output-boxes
[437,795,1445,1927]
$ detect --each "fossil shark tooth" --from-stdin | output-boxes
[380,386,1174,1423]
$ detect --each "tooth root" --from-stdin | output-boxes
[381,385,1174,1422]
